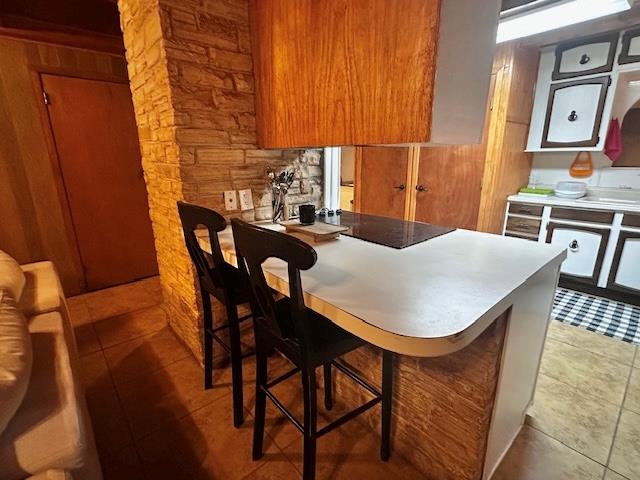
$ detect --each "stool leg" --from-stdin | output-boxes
[227,302,244,428]
[323,363,333,411]
[252,343,268,460]
[381,350,393,461]
[302,369,318,480]
[201,288,213,390]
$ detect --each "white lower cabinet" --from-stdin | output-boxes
[608,232,640,294]
[546,222,609,285]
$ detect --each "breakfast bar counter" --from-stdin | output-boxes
[198,221,566,479]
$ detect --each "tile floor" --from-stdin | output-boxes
[71,278,640,479]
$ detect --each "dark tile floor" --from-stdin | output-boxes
[72,278,640,480]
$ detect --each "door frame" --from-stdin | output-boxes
[545,221,610,286]
[31,68,133,292]
[607,230,640,295]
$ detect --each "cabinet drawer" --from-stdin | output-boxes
[622,213,640,228]
[546,222,609,285]
[619,28,640,65]
[506,216,541,235]
[508,203,543,217]
[542,76,610,148]
[550,207,614,224]
[505,231,537,242]
[553,33,618,80]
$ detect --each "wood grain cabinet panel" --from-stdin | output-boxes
[506,216,541,236]
[508,203,543,217]
[249,0,500,148]
[550,207,614,224]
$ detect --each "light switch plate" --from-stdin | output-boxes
[224,190,238,211]
[238,189,254,210]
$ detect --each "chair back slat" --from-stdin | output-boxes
[231,219,316,348]
[177,201,228,291]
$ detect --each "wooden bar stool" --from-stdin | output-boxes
[231,218,394,480]
[177,201,253,428]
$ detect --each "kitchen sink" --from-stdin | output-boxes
[574,187,640,206]
[576,196,640,205]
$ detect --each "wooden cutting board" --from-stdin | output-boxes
[279,220,349,241]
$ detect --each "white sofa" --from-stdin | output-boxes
[0,252,102,480]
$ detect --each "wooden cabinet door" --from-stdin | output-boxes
[619,27,640,65]
[357,147,409,220]
[42,74,158,290]
[607,231,640,295]
[546,222,609,285]
[541,76,610,148]
[414,145,485,229]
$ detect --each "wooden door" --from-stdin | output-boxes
[414,74,495,230]
[42,74,158,290]
[546,223,609,286]
[357,147,409,220]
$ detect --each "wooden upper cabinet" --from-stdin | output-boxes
[249,0,500,148]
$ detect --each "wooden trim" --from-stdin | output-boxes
[541,76,610,148]
[559,277,640,307]
[0,26,124,55]
[552,32,618,81]
[35,64,128,85]
[622,213,640,228]
[403,146,420,222]
[353,147,363,213]
[545,222,610,286]
[619,27,640,65]
[607,230,640,296]
[550,207,614,224]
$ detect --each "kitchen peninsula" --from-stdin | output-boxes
[198,216,566,479]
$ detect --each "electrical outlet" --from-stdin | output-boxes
[238,189,254,210]
[224,190,238,211]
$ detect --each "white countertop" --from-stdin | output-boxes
[508,192,640,214]
[198,224,566,356]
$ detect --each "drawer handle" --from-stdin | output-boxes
[416,184,427,192]
[579,53,590,65]
[516,222,531,228]
[569,240,579,252]
[519,207,532,214]
[393,184,406,191]
[568,110,578,122]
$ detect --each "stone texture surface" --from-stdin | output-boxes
[117,0,322,360]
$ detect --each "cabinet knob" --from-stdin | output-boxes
[569,240,579,252]
[393,184,406,191]
[579,53,590,65]
[416,184,427,192]
[568,110,578,122]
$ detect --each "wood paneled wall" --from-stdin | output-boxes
[477,43,539,234]
[0,35,128,294]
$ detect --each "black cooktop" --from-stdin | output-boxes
[319,211,455,249]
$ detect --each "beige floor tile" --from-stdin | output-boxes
[609,409,640,480]
[493,426,604,480]
[93,304,168,349]
[74,323,102,357]
[540,337,631,405]
[84,281,159,321]
[85,383,134,456]
[67,296,93,326]
[116,355,231,439]
[103,325,191,385]
[625,368,640,415]
[100,444,145,480]
[547,321,637,365]
[527,373,619,464]
[635,350,640,368]
[79,350,112,393]
[281,418,423,480]
[604,469,631,480]
[243,458,300,479]
[135,394,289,480]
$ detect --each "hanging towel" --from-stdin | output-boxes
[604,118,623,162]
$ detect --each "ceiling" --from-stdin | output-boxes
[0,0,121,37]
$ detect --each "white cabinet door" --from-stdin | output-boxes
[608,232,640,294]
[553,33,617,80]
[542,77,610,148]
[547,223,610,285]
